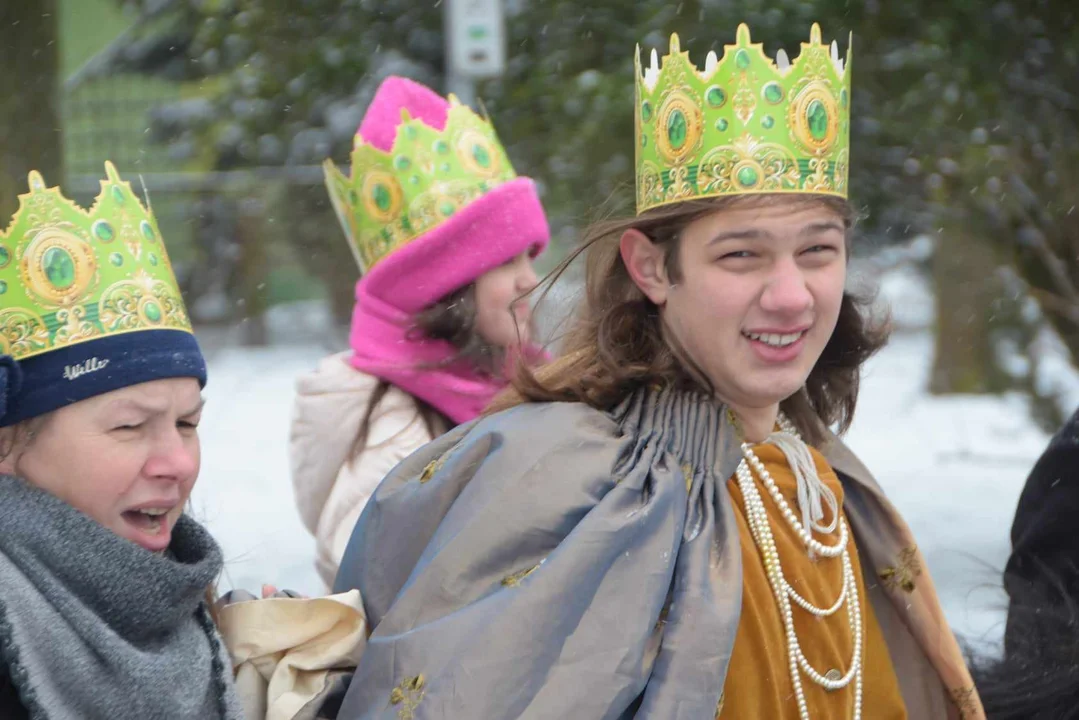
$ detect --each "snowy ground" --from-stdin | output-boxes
[189,259,1077,661]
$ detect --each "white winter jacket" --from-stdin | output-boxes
[290,353,442,590]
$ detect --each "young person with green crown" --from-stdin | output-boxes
[332,24,985,720]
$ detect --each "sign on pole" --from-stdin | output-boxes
[445,0,506,79]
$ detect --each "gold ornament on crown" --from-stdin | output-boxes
[0,162,194,362]
[323,97,518,274]
[634,23,852,214]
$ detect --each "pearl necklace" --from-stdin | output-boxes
[733,413,864,720]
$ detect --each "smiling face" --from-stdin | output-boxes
[623,197,848,418]
[0,378,204,552]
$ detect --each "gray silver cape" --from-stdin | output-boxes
[334,387,980,719]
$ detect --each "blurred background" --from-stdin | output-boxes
[2,0,1077,658]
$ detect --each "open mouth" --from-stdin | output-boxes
[121,507,172,537]
[742,330,807,348]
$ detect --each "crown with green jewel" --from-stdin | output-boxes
[635,23,852,214]
[323,96,519,273]
[0,162,192,362]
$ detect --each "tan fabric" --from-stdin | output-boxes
[217,590,367,720]
[290,353,436,589]
[720,443,907,719]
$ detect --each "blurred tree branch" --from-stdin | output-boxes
[1,0,62,221]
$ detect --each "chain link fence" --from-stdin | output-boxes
[61,73,357,344]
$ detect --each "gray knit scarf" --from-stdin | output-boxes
[0,474,242,720]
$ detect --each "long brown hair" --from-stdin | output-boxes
[491,194,890,446]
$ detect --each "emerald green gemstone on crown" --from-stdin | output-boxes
[735,49,751,69]
[716,118,729,132]
[409,175,421,186]
[841,89,849,108]
[111,185,125,204]
[434,140,449,154]
[404,125,418,140]
[394,155,411,171]
[736,166,760,187]
[641,101,652,122]
[472,144,491,168]
[667,109,688,150]
[762,115,775,129]
[706,86,726,108]
[42,247,76,290]
[0,281,6,295]
[348,189,359,205]
[373,184,392,212]
[807,100,829,141]
[0,246,9,268]
[140,220,155,241]
[763,83,784,104]
[641,135,648,147]
[109,252,123,267]
[92,220,114,242]
[440,162,452,173]
[149,253,159,267]
[439,202,455,217]
[144,301,162,323]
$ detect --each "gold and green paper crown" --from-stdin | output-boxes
[323,97,518,273]
[635,23,851,214]
[0,162,192,361]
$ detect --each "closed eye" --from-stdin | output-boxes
[177,418,201,431]
[720,250,756,260]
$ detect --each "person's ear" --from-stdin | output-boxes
[620,228,672,305]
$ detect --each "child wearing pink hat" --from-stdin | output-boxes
[290,77,550,589]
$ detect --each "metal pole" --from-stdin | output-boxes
[442,0,477,109]
[65,166,328,194]
[446,68,477,109]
